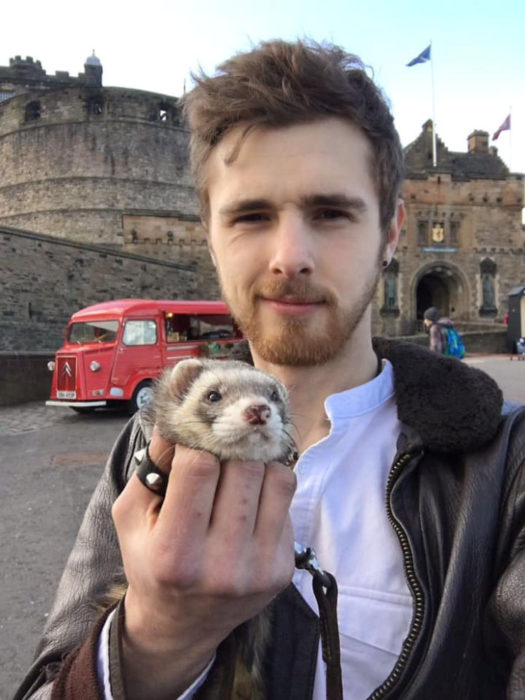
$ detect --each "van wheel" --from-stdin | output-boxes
[129,381,153,414]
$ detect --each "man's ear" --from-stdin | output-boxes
[199,214,216,267]
[384,198,405,265]
[208,242,217,268]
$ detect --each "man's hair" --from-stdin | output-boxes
[181,39,404,233]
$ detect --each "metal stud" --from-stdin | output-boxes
[145,472,163,491]
[133,448,146,465]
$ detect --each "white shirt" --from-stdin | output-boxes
[291,359,413,699]
[98,360,413,698]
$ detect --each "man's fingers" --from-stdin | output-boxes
[156,445,221,543]
[148,426,175,474]
[210,459,266,541]
[254,461,296,545]
[112,427,174,527]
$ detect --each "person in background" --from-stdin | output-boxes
[423,306,465,359]
[423,306,446,353]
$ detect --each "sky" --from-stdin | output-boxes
[3,0,525,176]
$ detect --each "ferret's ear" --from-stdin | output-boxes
[169,358,205,399]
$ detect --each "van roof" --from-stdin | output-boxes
[70,299,231,321]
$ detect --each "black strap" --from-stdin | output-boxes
[133,442,168,497]
[312,571,343,700]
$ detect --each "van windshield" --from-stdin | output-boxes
[69,320,119,344]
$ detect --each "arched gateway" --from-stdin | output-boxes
[413,263,469,322]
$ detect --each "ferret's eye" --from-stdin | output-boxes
[270,389,280,402]
[207,390,222,402]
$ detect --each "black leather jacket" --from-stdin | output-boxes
[15,339,525,699]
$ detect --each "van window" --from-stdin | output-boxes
[69,320,118,344]
[165,313,236,342]
[123,320,158,346]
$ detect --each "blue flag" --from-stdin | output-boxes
[407,45,431,67]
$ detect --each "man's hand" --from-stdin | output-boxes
[111,427,297,700]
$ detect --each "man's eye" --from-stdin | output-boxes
[234,213,268,224]
[316,209,347,220]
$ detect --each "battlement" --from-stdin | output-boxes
[9,55,45,75]
[0,53,102,94]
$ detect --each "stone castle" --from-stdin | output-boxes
[385,121,524,336]
[1,54,523,350]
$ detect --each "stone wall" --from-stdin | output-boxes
[400,330,508,354]
[121,212,220,299]
[0,226,201,352]
[0,351,54,406]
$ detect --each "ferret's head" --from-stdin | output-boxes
[153,358,296,463]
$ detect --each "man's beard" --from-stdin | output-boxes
[220,269,381,367]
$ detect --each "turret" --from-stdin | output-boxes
[84,51,102,87]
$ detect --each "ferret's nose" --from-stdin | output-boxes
[244,403,271,425]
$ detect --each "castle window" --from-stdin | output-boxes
[150,101,181,125]
[167,230,174,244]
[86,95,104,115]
[25,101,41,122]
[157,102,172,122]
[380,258,400,316]
[479,258,497,316]
[417,220,428,245]
[450,220,460,245]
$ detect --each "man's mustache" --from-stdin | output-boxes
[252,279,336,306]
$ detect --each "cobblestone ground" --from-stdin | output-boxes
[0,401,132,436]
[1,403,128,698]
[464,354,525,404]
[0,401,79,436]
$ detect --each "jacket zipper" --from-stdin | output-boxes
[367,450,425,700]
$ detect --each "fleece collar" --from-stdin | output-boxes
[232,338,504,455]
[372,338,503,453]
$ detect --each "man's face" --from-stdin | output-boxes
[205,118,402,366]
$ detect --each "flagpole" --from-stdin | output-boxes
[430,41,437,167]
[509,105,513,171]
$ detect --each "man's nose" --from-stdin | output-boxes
[268,214,314,278]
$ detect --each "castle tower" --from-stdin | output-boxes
[84,51,103,88]
[0,55,198,246]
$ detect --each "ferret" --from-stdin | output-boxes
[109,358,298,699]
[153,357,297,465]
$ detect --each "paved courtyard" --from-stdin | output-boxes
[463,353,525,404]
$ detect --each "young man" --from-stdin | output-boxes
[16,41,525,700]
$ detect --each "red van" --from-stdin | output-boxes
[46,299,242,413]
